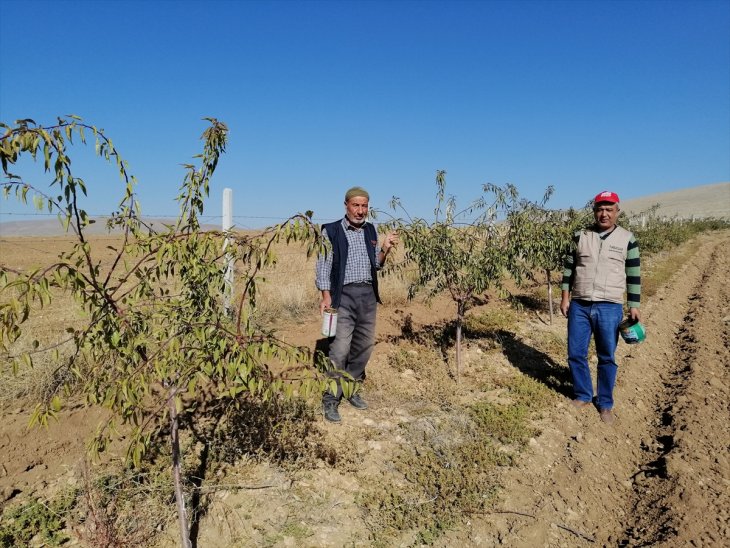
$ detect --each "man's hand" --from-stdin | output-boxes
[382,230,399,252]
[319,291,332,316]
[560,291,571,317]
[629,307,641,322]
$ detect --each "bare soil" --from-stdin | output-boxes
[1,231,728,547]
[443,230,730,547]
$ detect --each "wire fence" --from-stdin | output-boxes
[0,211,339,224]
[0,232,319,276]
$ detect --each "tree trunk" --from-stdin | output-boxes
[546,269,554,325]
[455,301,465,384]
[169,388,192,548]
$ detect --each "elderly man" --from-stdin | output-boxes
[315,186,398,423]
[560,191,641,424]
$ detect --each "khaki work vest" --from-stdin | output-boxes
[572,226,632,304]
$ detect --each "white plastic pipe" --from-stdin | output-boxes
[223,188,234,314]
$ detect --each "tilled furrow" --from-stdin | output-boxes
[620,242,730,546]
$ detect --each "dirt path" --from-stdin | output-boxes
[621,236,730,546]
[447,231,730,546]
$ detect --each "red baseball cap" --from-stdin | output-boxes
[593,190,620,204]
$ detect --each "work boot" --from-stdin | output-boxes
[599,408,615,424]
[323,400,341,423]
[347,393,368,410]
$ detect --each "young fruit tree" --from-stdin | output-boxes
[381,170,542,382]
[0,116,328,547]
[507,197,591,323]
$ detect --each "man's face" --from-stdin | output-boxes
[345,196,369,225]
[593,202,619,231]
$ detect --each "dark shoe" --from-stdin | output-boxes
[323,401,341,422]
[600,408,615,424]
[347,393,368,410]
[570,399,591,409]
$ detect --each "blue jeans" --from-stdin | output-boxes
[323,283,377,403]
[567,300,623,410]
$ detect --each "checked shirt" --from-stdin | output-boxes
[315,218,382,291]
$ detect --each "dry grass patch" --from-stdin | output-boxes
[641,238,700,299]
[0,291,86,407]
[244,236,412,325]
[358,408,505,546]
[464,307,519,336]
[372,342,456,412]
[357,376,546,545]
[528,328,567,360]
[359,326,556,545]
[0,461,172,548]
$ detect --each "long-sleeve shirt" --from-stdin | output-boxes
[315,218,383,291]
[561,226,641,308]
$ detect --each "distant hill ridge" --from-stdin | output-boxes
[618,182,729,219]
[1,182,728,237]
[0,218,220,238]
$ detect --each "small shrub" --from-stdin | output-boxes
[377,264,412,307]
[359,398,530,544]
[71,461,173,547]
[387,343,442,375]
[359,360,558,544]
[503,373,555,411]
[388,347,421,373]
[632,216,729,256]
[359,422,503,544]
[470,401,534,445]
[209,395,335,468]
[381,343,456,407]
[280,521,312,540]
[464,308,518,337]
[530,330,567,361]
[0,489,78,547]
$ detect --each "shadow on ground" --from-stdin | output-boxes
[381,312,573,399]
[496,329,573,399]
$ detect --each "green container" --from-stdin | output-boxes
[619,319,646,344]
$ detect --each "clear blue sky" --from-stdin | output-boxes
[1,0,729,228]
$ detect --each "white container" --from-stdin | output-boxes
[322,308,337,337]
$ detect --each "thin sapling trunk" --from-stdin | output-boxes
[169,387,192,548]
[546,268,554,324]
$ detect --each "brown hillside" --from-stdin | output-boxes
[619,181,730,219]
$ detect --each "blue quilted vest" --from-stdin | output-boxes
[323,219,381,309]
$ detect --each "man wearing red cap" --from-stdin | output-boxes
[560,191,641,424]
